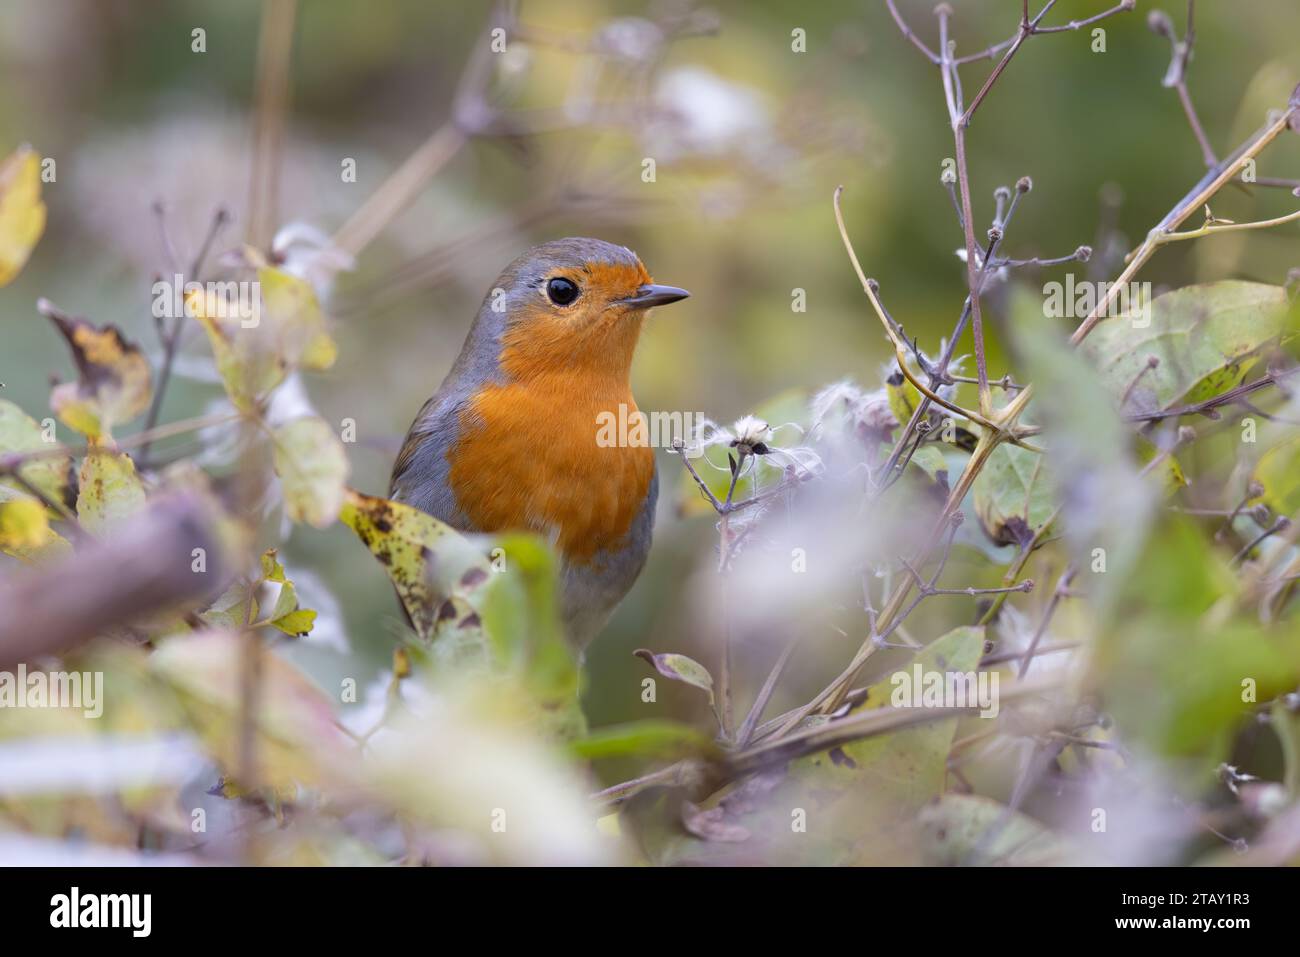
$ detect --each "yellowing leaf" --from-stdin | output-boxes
[0,398,71,506]
[0,144,46,287]
[1136,437,1188,498]
[269,578,316,637]
[271,606,317,637]
[184,268,337,412]
[272,416,348,527]
[44,303,153,438]
[0,487,71,564]
[259,267,337,371]
[884,365,922,430]
[186,286,287,412]
[77,447,146,535]
[0,494,50,551]
[260,548,288,583]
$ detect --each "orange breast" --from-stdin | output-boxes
[447,373,655,565]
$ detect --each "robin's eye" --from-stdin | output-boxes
[546,277,580,306]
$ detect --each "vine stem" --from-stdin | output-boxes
[1071,100,1300,345]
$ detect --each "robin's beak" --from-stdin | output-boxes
[619,283,690,308]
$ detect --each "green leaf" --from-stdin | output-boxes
[819,624,985,808]
[271,606,317,637]
[0,399,71,506]
[634,649,714,704]
[185,267,338,412]
[1087,516,1299,766]
[479,533,578,710]
[973,443,1055,547]
[918,794,1073,865]
[1253,435,1300,518]
[76,447,146,535]
[1136,436,1188,498]
[260,548,288,583]
[907,444,950,484]
[884,363,923,428]
[272,416,349,528]
[200,580,258,630]
[1078,281,1288,416]
[1012,288,1154,620]
[187,288,286,413]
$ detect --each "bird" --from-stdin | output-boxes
[390,237,690,648]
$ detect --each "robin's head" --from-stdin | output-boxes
[477,237,689,383]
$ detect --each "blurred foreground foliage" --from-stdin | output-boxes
[3,1,1300,867]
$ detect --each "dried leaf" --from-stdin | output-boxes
[258,267,337,371]
[44,304,153,438]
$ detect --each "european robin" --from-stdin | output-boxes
[390,238,690,647]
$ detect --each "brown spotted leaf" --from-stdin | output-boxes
[340,488,493,642]
[76,445,146,536]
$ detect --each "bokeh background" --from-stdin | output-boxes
[2,0,1299,788]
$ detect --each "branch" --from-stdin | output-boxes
[0,494,228,668]
[1072,92,1300,345]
